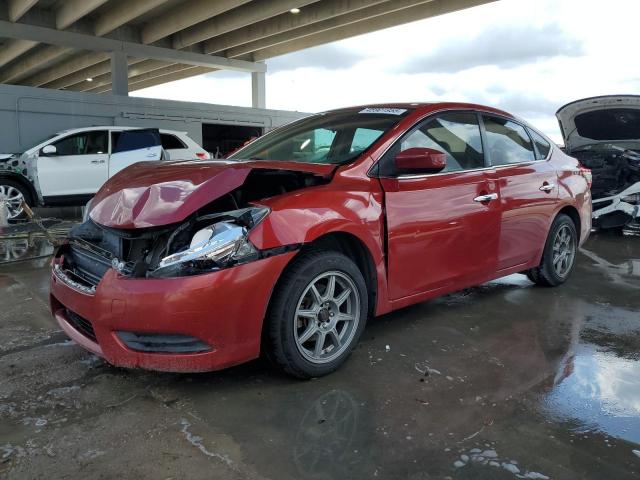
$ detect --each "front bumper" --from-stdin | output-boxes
[50,252,296,372]
[592,182,640,229]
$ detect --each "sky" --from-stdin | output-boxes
[134,0,640,143]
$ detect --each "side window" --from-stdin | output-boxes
[52,133,89,156]
[51,131,108,156]
[483,116,536,165]
[161,134,186,150]
[85,131,108,154]
[379,112,484,176]
[112,129,160,153]
[350,127,384,154]
[528,128,552,159]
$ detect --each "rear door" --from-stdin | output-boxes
[481,115,558,271]
[109,129,162,177]
[38,130,109,198]
[378,111,501,300]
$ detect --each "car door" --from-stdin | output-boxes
[378,111,501,300]
[37,130,109,198]
[481,115,559,272]
[109,129,162,177]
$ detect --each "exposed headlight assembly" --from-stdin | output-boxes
[150,206,269,278]
[621,194,640,205]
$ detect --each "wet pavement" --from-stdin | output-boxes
[0,233,639,479]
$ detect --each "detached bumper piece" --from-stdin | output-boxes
[117,331,211,353]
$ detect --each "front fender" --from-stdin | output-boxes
[248,186,392,315]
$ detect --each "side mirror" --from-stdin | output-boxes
[41,144,57,156]
[395,148,446,173]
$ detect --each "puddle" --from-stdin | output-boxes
[0,238,53,264]
[542,342,640,444]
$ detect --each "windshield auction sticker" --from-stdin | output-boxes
[359,108,407,115]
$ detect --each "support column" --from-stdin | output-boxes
[251,68,265,109]
[111,50,128,96]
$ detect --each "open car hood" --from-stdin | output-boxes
[89,160,337,229]
[556,95,640,151]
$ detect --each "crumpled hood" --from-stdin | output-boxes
[557,95,640,151]
[89,160,336,229]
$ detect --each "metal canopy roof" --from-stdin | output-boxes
[0,0,495,97]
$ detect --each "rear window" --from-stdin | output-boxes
[161,134,186,149]
[575,109,640,140]
[528,129,552,159]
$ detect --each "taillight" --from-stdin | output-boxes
[579,166,592,188]
[196,152,210,159]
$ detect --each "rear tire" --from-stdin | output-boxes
[526,213,578,287]
[264,250,368,379]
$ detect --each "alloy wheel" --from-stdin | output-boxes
[552,224,576,278]
[0,184,25,219]
[294,271,361,364]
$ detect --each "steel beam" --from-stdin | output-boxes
[0,45,72,83]
[94,0,169,36]
[7,0,38,22]
[67,59,168,91]
[0,20,266,72]
[225,0,431,58]
[174,0,320,50]
[140,0,252,44]
[56,0,109,30]
[44,58,146,89]
[22,52,110,86]
[203,0,390,54]
[252,0,497,61]
[0,39,38,68]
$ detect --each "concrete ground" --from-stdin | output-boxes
[0,232,639,480]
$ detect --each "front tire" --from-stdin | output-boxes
[526,213,578,287]
[0,179,31,221]
[264,250,368,379]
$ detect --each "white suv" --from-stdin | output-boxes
[0,126,210,219]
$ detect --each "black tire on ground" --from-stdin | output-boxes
[0,178,32,221]
[526,213,578,287]
[263,249,368,379]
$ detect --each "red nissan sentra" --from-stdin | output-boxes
[50,103,592,378]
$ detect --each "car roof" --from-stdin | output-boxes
[54,126,188,136]
[324,102,515,118]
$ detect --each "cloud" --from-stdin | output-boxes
[267,44,366,72]
[399,23,584,74]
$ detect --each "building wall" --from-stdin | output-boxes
[0,84,305,153]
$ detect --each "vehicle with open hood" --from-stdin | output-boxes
[557,95,640,233]
[50,103,592,378]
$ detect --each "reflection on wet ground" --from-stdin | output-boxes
[0,237,53,264]
[0,232,639,479]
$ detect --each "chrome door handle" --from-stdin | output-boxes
[474,193,498,203]
[90,159,105,164]
[145,153,157,158]
[539,183,555,192]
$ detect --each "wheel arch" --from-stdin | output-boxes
[556,204,582,242]
[299,231,378,319]
[0,173,37,205]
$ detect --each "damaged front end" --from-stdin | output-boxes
[557,96,640,233]
[54,162,332,289]
[571,144,640,232]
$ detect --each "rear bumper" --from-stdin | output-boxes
[50,252,295,372]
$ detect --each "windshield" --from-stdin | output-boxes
[229,109,412,164]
